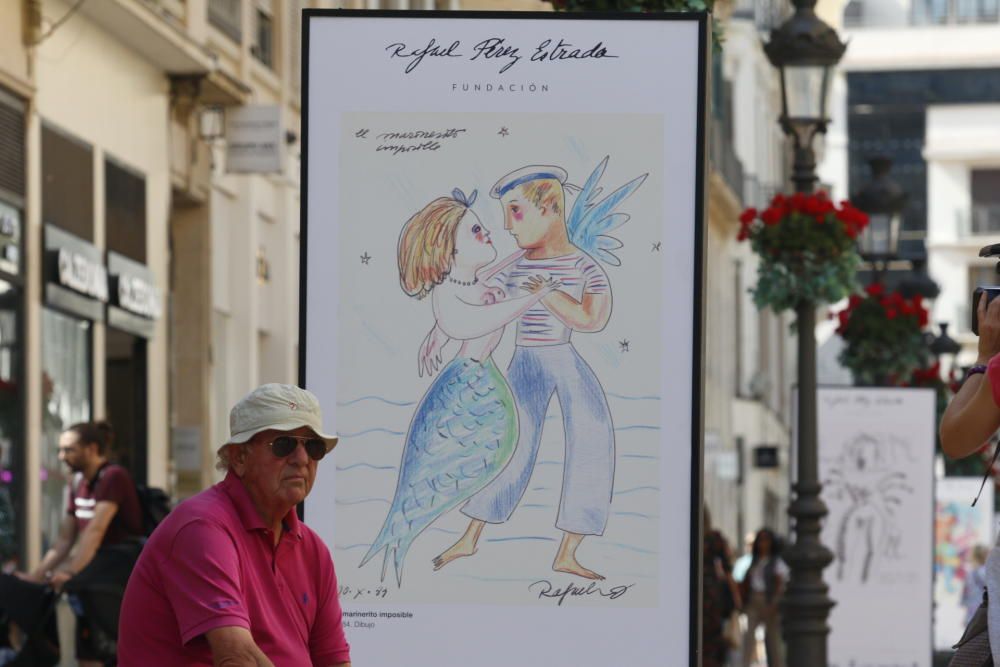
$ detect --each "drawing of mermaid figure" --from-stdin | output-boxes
[359,188,559,586]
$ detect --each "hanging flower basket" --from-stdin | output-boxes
[738,192,869,313]
[833,283,929,386]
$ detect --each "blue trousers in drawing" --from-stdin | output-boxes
[461,344,615,536]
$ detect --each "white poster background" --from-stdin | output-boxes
[818,387,935,667]
[302,12,705,667]
[934,477,994,651]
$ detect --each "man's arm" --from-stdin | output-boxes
[941,295,1000,458]
[206,626,275,667]
[28,514,77,581]
[48,500,118,591]
[538,291,612,333]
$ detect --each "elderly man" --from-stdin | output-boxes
[118,384,351,666]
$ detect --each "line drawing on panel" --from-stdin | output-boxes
[358,157,647,586]
[823,432,915,584]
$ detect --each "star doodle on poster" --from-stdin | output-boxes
[651,242,662,252]
[498,127,509,137]
[619,339,630,352]
[361,252,371,265]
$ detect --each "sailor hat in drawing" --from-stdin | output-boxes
[223,383,339,453]
[490,165,569,199]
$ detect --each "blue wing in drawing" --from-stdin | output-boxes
[359,357,517,586]
[566,156,648,267]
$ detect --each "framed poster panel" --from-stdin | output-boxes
[934,477,994,652]
[300,11,708,667]
[817,387,935,667]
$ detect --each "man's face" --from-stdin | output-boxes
[234,426,319,514]
[500,187,558,249]
[58,431,92,473]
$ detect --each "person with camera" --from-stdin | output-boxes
[940,292,1000,664]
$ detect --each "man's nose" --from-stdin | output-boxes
[288,441,310,465]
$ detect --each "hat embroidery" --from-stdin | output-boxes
[289,402,298,410]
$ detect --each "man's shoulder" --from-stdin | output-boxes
[152,484,236,541]
[101,464,135,483]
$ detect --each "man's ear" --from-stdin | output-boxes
[230,444,249,476]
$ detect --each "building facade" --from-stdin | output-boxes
[822,0,1000,370]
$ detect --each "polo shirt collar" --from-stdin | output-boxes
[221,470,304,540]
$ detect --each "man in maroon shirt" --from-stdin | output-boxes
[29,422,143,590]
[1,422,143,665]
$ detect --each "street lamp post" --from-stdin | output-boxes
[855,157,906,284]
[764,2,846,665]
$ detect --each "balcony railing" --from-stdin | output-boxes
[956,204,1000,236]
[912,0,1000,25]
[844,0,999,28]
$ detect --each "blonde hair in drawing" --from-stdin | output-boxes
[397,197,468,299]
[518,178,564,216]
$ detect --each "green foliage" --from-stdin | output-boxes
[739,192,868,314]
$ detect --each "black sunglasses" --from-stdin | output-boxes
[266,435,328,461]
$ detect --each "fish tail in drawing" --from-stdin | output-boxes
[359,357,518,586]
[359,522,414,587]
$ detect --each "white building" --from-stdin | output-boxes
[821,0,1000,370]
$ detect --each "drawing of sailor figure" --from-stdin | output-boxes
[431,159,646,580]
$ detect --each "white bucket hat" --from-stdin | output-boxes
[222,383,338,454]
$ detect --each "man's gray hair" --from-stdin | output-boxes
[215,443,240,471]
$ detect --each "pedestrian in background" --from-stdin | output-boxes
[703,509,741,667]
[740,529,786,667]
[940,294,1000,664]
[964,545,990,625]
[118,383,351,667]
[0,422,143,666]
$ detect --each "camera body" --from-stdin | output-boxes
[972,243,1000,336]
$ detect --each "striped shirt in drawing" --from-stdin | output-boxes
[493,250,610,347]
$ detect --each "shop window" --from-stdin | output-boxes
[971,169,1000,235]
[105,158,147,263]
[40,308,91,551]
[0,279,21,568]
[209,0,242,43]
[105,327,148,484]
[42,124,94,242]
[252,0,275,69]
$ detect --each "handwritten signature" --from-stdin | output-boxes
[386,38,617,75]
[528,579,634,606]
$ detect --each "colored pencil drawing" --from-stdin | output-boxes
[359,158,647,586]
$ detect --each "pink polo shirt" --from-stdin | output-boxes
[989,354,1000,408]
[117,471,350,666]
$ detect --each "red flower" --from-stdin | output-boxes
[761,208,782,226]
[865,283,884,297]
[739,208,758,224]
[737,227,750,242]
[886,308,898,320]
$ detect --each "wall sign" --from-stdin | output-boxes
[226,105,284,174]
[44,225,106,321]
[300,10,708,667]
[107,252,160,339]
[0,201,20,277]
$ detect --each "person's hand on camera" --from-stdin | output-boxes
[977,294,1000,364]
